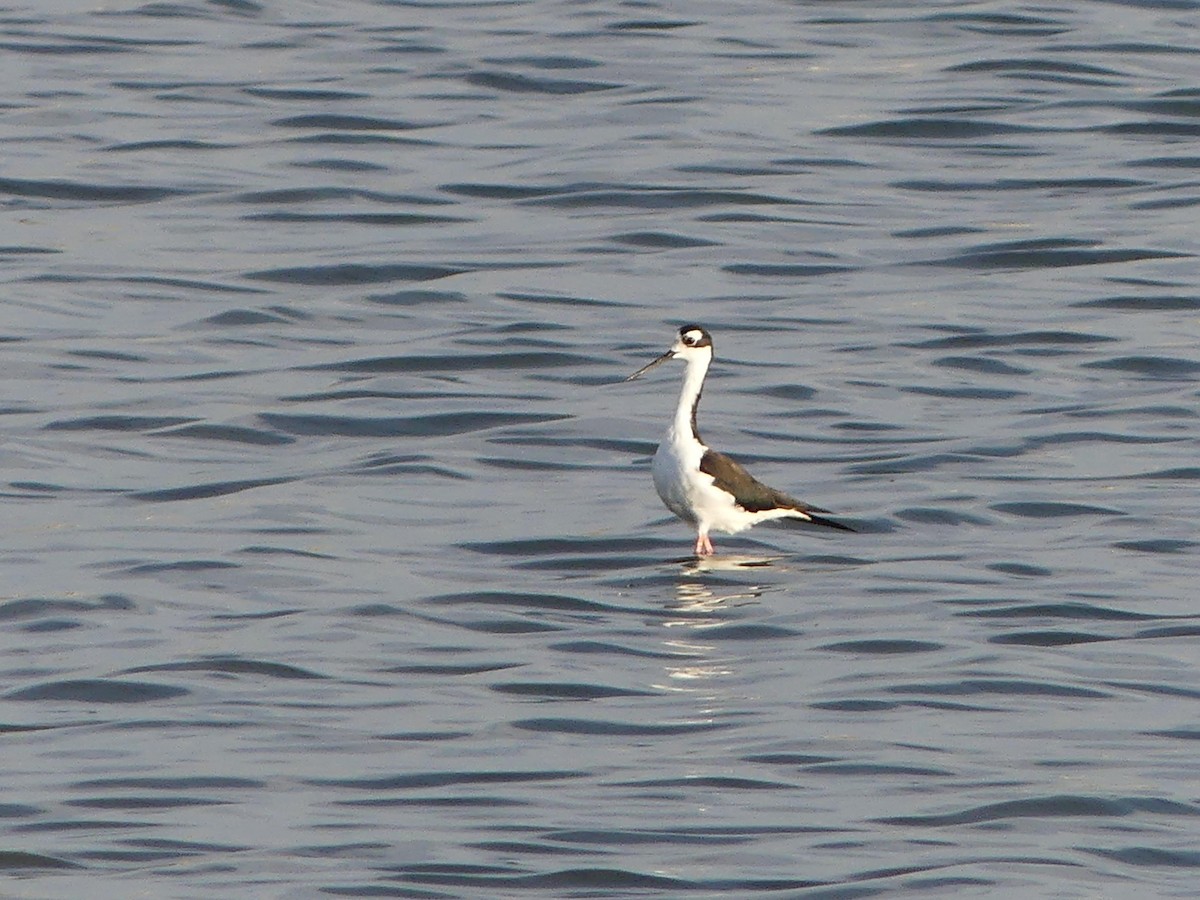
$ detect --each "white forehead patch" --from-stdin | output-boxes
[683,329,704,343]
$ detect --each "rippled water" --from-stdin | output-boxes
[4,1,1200,897]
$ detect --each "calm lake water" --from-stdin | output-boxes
[4,1,1200,897]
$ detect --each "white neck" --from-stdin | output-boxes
[671,352,711,443]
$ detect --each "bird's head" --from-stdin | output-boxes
[625,325,713,381]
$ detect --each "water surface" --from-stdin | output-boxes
[3,1,1200,897]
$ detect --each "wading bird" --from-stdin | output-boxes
[626,325,853,555]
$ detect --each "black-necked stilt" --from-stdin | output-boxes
[626,325,853,556]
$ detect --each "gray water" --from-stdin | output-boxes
[3,1,1200,897]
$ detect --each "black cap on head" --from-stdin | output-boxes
[677,325,712,348]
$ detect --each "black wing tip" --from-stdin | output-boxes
[797,511,856,533]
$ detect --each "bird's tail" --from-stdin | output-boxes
[790,510,855,532]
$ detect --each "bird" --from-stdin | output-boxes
[626,324,853,556]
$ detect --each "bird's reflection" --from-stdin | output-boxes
[655,557,779,693]
[679,553,782,576]
[667,577,764,614]
[656,637,730,694]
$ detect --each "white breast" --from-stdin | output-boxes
[651,431,702,524]
[651,430,754,534]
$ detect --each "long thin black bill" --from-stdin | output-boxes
[624,350,674,382]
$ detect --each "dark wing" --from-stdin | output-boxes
[699,449,855,532]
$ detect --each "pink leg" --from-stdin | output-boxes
[694,533,715,556]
